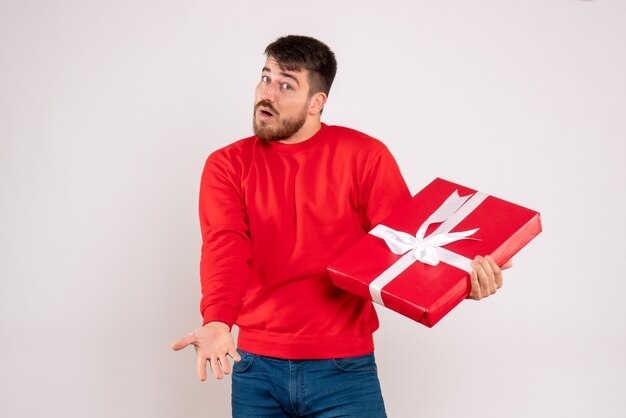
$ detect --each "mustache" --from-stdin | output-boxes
[255,100,279,116]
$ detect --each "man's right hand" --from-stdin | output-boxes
[171,321,241,381]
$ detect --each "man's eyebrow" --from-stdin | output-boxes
[261,67,301,86]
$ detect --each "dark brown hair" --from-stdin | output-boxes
[264,35,337,97]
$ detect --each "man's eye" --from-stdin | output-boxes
[261,76,270,83]
[281,83,292,91]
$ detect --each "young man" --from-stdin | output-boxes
[173,35,509,417]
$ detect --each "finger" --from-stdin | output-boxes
[473,257,491,298]
[210,355,224,380]
[468,268,481,300]
[197,354,208,381]
[219,353,232,375]
[485,256,503,289]
[229,348,242,362]
[172,333,196,351]
[502,259,513,270]
[479,256,497,294]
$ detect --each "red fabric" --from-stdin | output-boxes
[198,124,410,359]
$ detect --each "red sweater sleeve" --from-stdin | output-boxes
[358,145,411,231]
[198,150,251,327]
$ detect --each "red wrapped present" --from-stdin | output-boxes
[327,178,542,327]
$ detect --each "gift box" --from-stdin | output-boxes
[327,178,542,327]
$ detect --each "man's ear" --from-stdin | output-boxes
[308,92,328,115]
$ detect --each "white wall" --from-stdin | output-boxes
[1,1,624,417]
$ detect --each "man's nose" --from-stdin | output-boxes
[261,83,276,101]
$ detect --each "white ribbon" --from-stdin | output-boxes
[368,190,488,306]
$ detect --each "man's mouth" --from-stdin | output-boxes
[257,106,277,122]
[256,101,278,121]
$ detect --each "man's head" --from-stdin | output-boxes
[264,35,337,98]
[253,35,337,143]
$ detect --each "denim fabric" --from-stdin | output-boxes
[231,350,387,417]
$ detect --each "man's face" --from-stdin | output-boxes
[253,57,312,142]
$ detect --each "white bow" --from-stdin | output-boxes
[373,191,480,266]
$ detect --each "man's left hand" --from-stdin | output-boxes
[467,255,513,300]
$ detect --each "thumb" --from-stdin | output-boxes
[171,333,196,351]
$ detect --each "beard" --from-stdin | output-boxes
[253,100,309,143]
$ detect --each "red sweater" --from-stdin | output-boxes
[199,123,410,359]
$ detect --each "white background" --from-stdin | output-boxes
[1,1,625,417]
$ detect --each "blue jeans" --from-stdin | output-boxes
[231,350,387,417]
